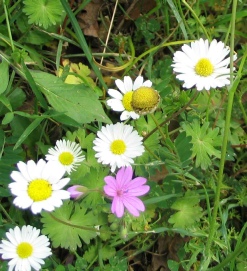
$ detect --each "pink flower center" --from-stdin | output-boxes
[116,188,128,197]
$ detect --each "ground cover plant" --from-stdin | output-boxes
[0,0,247,270]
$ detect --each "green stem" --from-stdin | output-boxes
[3,0,15,52]
[201,0,238,269]
[0,204,15,224]
[181,0,210,40]
[150,113,167,142]
[144,91,198,142]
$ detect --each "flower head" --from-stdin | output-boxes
[45,139,85,174]
[9,159,70,214]
[0,225,52,271]
[172,38,237,91]
[131,86,160,115]
[107,76,152,121]
[104,167,150,217]
[93,123,145,172]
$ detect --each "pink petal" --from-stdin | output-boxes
[126,185,150,196]
[116,167,133,188]
[122,196,145,216]
[112,197,124,218]
[104,185,116,197]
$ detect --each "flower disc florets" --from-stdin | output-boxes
[131,86,160,115]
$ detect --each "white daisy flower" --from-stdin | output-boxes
[93,122,145,172]
[172,38,237,91]
[0,225,52,271]
[45,139,85,174]
[9,159,70,214]
[107,76,152,121]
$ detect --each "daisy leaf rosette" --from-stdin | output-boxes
[104,167,150,217]
[0,225,51,271]
[172,38,237,91]
[9,159,70,214]
[107,76,152,121]
[93,122,145,172]
[45,139,85,174]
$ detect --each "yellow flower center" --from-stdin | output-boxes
[131,87,160,115]
[110,140,126,155]
[28,179,52,202]
[59,152,74,165]
[16,242,33,258]
[195,58,214,77]
[122,91,133,111]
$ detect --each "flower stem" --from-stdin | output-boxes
[144,91,198,142]
[150,113,167,142]
[201,0,238,269]
[3,0,15,52]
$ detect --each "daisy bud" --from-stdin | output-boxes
[131,86,160,115]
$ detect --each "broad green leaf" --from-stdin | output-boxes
[181,120,222,170]
[30,71,111,124]
[41,201,97,250]
[2,112,14,125]
[0,60,9,94]
[168,191,203,228]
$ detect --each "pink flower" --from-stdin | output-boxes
[104,167,150,218]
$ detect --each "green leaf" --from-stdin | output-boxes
[30,71,111,125]
[101,245,116,260]
[14,117,45,150]
[168,191,203,228]
[174,132,192,167]
[83,245,97,263]
[0,60,9,94]
[23,0,64,29]
[181,120,222,170]
[41,201,97,250]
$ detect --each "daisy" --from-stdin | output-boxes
[104,166,150,217]
[93,122,145,172]
[9,159,70,214]
[0,225,52,271]
[172,38,237,91]
[45,139,85,174]
[107,76,152,121]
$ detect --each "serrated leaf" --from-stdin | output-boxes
[181,120,222,170]
[168,191,202,228]
[30,71,111,124]
[41,201,97,250]
[83,245,97,263]
[101,245,116,260]
[23,0,64,29]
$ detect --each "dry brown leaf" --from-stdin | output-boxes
[77,0,103,37]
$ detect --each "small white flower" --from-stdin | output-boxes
[93,122,145,172]
[9,159,70,214]
[107,76,152,121]
[172,38,237,91]
[0,225,52,271]
[45,139,85,174]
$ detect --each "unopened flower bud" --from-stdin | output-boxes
[67,185,87,200]
[131,86,160,115]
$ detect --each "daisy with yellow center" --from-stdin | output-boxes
[45,139,85,174]
[172,38,237,91]
[107,76,152,121]
[0,225,51,271]
[9,159,70,214]
[93,122,145,172]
